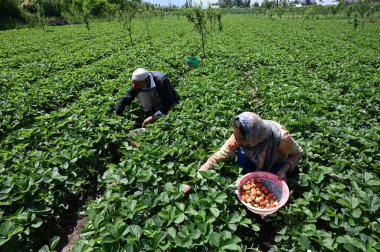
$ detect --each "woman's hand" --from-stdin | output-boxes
[197,162,213,178]
[198,162,213,172]
[277,163,291,180]
[182,163,214,194]
[182,184,192,194]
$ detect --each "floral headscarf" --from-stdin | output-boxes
[235,112,281,171]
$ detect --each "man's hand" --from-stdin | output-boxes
[277,163,291,181]
[113,106,124,116]
[143,115,157,126]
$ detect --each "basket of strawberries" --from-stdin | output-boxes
[236,171,289,216]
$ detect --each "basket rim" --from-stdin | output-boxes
[185,57,201,63]
[236,171,289,214]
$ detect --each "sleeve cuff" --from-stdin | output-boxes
[154,111,164,117]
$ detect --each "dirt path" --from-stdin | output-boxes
[60,217,89,252]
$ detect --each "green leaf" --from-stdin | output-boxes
[129,225,142,239]
[372,221,380,232]
[0,221,23,238]
[251,223,260,232]
[31,218,43,228]
[352,208,362,218]
[215,192,228,203]
[222,243,242,251]
[0,221,13,236]
[209,232,221,248]
[367,179,380,186]
[299,236,310,249]
[221,238,242,251]
[0,185,13,194]
[0,237,10,246]
[364,172,373,181]
[206,215,216,224]
[228,213,242,224]
[185,207,198,216]
[175,202,185,212]
[209,207,220,218]
[0,193,10,201]
[322,238,335,250]
[302,224,316,236]
[38,245,50,252]
[153,231,166,248]
[239,217,252,228]
[371,195,380,212]
[102,234,116,244]
[350,197,360,209]
[175,226,192,248]
[228,224,237,231]
[337,198,351,208]
[190,229,201,240]
[167,227,176,239]
[50,236,60,249]
[174,213,185,224]
[299,173,309,186]
[195,210,206,222]
[152,215,163,228]
[336,235,366,250]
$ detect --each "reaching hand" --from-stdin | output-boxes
[277,163,291,181]
[182,184,192,194]
[142,115,156,126]
[198,162,213,172]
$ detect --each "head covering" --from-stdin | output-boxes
[235,112,281,171]
[132,68,149,81]
[236,112,272,147]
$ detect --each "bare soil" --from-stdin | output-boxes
[61,217,89,252]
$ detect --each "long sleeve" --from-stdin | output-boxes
[277,125,304,172]
[155,77,179,114]
[114,86,139,115]
[205,134,239,166]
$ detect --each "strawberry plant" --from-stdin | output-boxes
[0,13,379,251]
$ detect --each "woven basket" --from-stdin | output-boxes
[236,171,289,217]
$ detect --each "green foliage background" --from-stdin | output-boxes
[0,13,379,251]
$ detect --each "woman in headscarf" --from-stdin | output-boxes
[197,112,303,180]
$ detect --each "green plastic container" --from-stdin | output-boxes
[186,57,201,68]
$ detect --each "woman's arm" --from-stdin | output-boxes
[278,131,304,173]
[199,134,239,171]
[273,122,304,180]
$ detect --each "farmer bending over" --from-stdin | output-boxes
[114,68,179,126]
[183,112,303,194]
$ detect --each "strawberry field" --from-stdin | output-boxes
[1,14,379,251]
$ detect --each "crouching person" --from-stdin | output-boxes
[114,68,179,126]
[182,112,303,194]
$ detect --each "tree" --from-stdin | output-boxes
[185,7,208,58]
[118,0,141,44]
[184,0,193,8]
[138,3,154,38]
[261,0,275,9]
[219,0,233,8]
[356,0,371,28]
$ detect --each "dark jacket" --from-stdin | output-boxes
[114,71,179,116]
